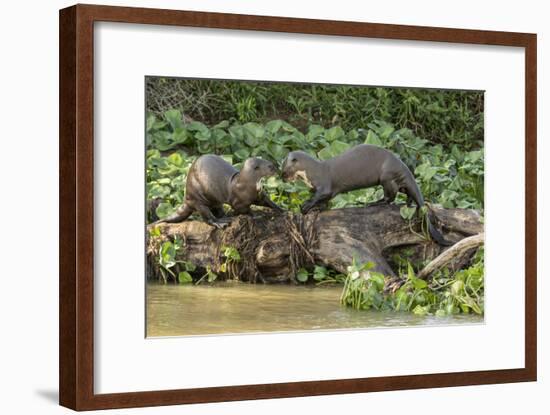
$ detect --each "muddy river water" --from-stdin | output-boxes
[147,282,483,337]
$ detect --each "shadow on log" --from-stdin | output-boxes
[146,205,483,284]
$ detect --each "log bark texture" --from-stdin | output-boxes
[417,233,485,280]
[146,205,483,284]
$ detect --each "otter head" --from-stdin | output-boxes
[241,158,278,184]
[281,151,316,188]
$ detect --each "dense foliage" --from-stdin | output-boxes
[147,78,484,150]
[147,113,483,221]
[340,251,484,316]
[146,79,484,316]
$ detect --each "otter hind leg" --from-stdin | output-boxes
[399,187,415,207]
[212,205,233,225]
[196,204,229,229]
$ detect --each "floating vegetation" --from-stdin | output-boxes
[340,250,484,316]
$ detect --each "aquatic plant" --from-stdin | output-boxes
[155,237,196,284]
[296,265,346,284]
[340,250,484,316]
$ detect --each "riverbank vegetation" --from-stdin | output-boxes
[146,77,484,317]
[340,250,484,316]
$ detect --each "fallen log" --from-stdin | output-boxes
[146,204,483,284]
[417,233,485,280]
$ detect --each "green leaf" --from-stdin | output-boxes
[361,261,376,271]
[195,130,211,142]
[400,205,416,221]
[220,155,233,164]
[460,304,471,313]
[412,305,429,316]
[268,143,287,160]
[213,120,230,129]
[317,146,333,161]
[331,140,351,155]
[229,125,244,140]
[446,303,458,315]
[365,130,382,146]
[171,128,189,144]
[244,134,259,147]
[281,121,297,132]
[424,166,438,181]
[415,163,438,181]
[167,152,184,166]
[149,226,161,237]
[212,128,229,143]
[159,241,176,269]
[466,150,483,163]
[412,278,428,290]
[146,114,157,132]
[151,131,176,151]
[451,280,465,296]
[369,272,386,290]
[265,119,283,134]
[155,202,174,219]
[164,109,183,131]
[234,148,250,161]
[378,123,395,140]
[325,126,345,142]
[435,309,447,317]
[318,140,351,160]
[347,129,359,141]
[407,263,416,280]
[244,122,265,139]
[223,246,241,261]
[178,271,193,284]
[296,268,309,283]
[306,125,325,141]
[207,268,218,283]
[313,266,327,281]
[186,120,207,132]
[148,184,171,199]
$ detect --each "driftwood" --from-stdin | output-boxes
[417,233,485,280]
[146,205,483,284]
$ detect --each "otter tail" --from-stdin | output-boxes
[426,213,452,246]
[404,175,452,247]
[151,203,193,225]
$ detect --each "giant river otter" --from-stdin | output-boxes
[281,144,450,245]
[153,155,282,228]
